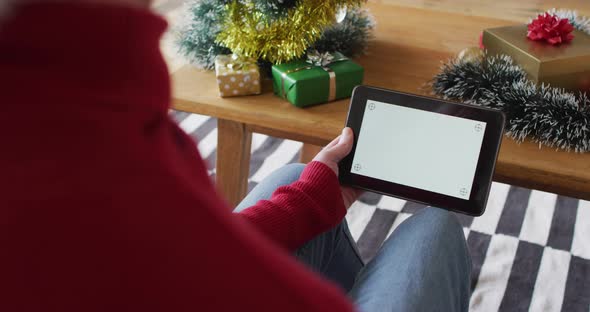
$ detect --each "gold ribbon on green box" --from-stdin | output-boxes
[272,50,364,107]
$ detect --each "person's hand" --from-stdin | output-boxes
[313,127,364,209]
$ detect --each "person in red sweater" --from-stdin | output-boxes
[0,1,471,311]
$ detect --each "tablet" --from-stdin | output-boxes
[339,86,505,216]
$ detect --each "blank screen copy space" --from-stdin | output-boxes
[351,100,486,199]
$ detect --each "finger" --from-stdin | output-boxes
[337,127,353,145]
[325,128,354,160]
[324,135,341,150]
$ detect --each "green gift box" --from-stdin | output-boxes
[271,51,364,107]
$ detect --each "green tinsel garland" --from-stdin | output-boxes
[176,0,231,70]
[432,54,590,152]
[310,8,375,58]
[252,0,298,19]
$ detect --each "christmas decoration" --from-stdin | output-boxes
[271,50,364,107]
[456,47,485,63]
[527,13,574,45]
[177,0,231,70]
[310,8,375,58]
[482,10,590,91]
[215,0,365,64]
[252,0,298,19]
[215,54,261,97]
[178,1,374,71]
[432,53,590,152]
[534,9,590,35]
[335,5,348,23]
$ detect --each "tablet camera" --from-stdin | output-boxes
[353,163,362,171]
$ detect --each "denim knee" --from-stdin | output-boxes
[389,208,469,257]
[350,207,472,312]
[410,207,471,265]
[414,208,463,236]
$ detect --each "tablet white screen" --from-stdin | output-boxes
[351,100,486,200]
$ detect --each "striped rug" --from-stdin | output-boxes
[172,110,590,312]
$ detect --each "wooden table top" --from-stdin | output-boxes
[171,2,590,200]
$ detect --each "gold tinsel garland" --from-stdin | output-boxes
[216,0,364,64]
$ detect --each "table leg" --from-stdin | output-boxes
[216,119,252,208]
[299,143,323,163]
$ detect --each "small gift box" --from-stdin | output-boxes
[271,51,364,107]
[482,23,590,91]
[214,54,261,97]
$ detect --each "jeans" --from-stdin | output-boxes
[235,164,471,312]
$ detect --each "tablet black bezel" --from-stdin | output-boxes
[339,86,506,216]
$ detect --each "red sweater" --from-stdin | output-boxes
[0,3,355,311]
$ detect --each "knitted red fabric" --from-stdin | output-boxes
[0,3,354,311]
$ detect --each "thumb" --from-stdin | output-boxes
[326,127,354,161]
[312,127,355,175]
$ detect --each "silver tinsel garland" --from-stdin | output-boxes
[432,55,590,152]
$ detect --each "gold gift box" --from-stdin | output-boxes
[482,25,590,91]
[214,55,261,98]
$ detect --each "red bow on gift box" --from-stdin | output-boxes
[527,13,575,45]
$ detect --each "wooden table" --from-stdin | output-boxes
[171,2,590,207]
